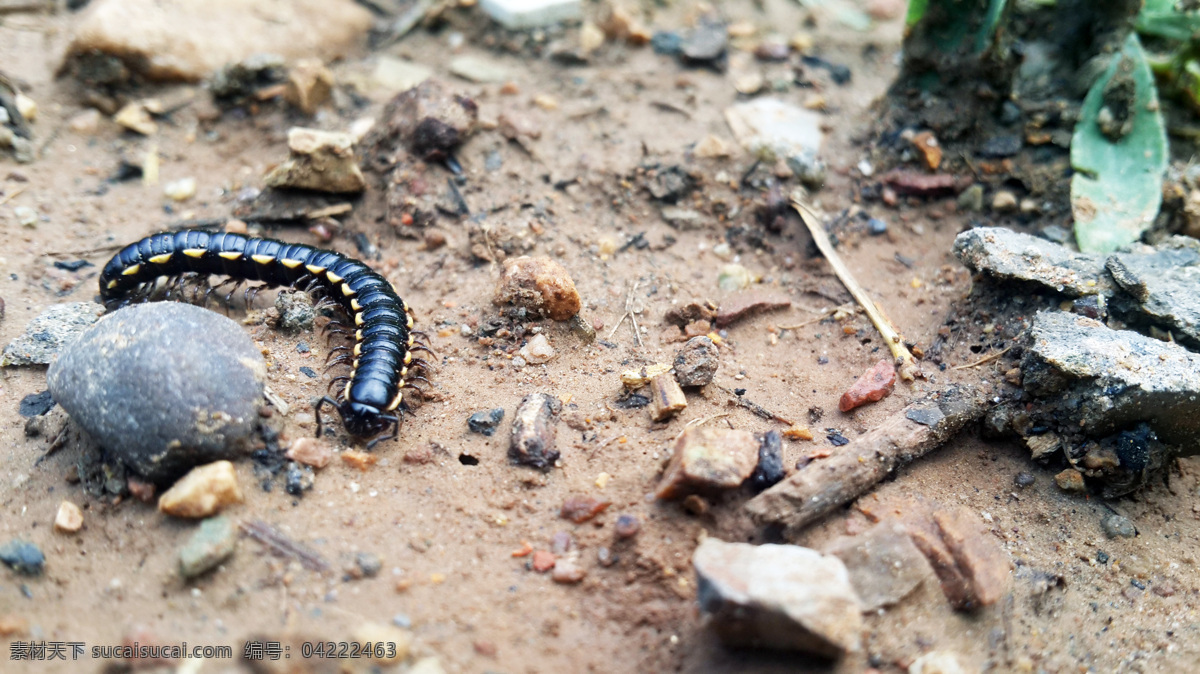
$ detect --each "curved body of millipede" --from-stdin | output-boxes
[99,229,432,447]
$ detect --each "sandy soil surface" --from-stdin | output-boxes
[1,1,1198,673]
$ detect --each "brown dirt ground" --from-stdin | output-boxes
[1,1,1199,673]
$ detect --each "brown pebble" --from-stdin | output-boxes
[715,290,792,328]
[423,230,447,250]
[341,449,378,471]
[54,500,84,533]
[532,550,556,572]
[287,436,332,469]
[906,504,1010,610]
[473,641,498,658]
[682,494,709,515]
[493,256,581,321]
[510,393,562,470]
[0,614,29,637]
[158,461,243,518]
[560,495,612,523]
[551,558,586,584]
[881,170,970,198]
[614,514,640,539]
[1054,468,1086,492]
[838,359,896,412]
[127,476,156,502]
[655,426,758,499]
[403,443,437,464]
[665,300,717,328]
[224,219,249,234]
[649,373,688,421]
[550,531,573,554]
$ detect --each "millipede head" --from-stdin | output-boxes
[340,401,394,438]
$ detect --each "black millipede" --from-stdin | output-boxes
[99,229,434,447]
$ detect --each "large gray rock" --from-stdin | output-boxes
[954,227,1111,297]
[825,522,934,611]
[1106,237,1200,350]
[1022,311,1200,457]
[48,302,266,484]
[692,538,862,657]
[2,303,105,366]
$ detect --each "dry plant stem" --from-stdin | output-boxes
[0,186,25,206]
[792,196,921,381]
[744,385,986,533]
[952,345,1014,371]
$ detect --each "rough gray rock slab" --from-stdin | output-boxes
[1106,237,1200,349]
[1022,311,1200,456]
[2,302,104,366]
[692,538,862,657]
[48,302,266,483]
[953,227,1111,297]
[825,522,934,611]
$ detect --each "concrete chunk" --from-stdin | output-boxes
[1022,311,1200,456]
[953,227,1110,297]
[692,538,862,656]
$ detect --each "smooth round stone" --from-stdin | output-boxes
[48,302,266,484]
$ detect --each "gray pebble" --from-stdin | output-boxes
[179,516,237,579]
[1014,472,1035,489]
[275,290,315,332]
[2,302,104,366]
[47,302,266,484]
[468,408,505,436]
[355,551,382,578]
[0,539,44,575]
[1101,513,1136,539]
[674,336,719,387]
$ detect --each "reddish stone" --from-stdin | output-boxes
[715,290,792,328]
[532,550,556,572]
[127,476,157,503]
[881,171,971,197]
[905,504,1010,610]
[286,437,332,469]
[560,495,612,523]
[839,360,896,412]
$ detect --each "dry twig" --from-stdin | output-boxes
[745,386,986,533]
[951,345,1014,371]
[792,195,921,381]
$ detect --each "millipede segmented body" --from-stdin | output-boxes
[99,229,431,446]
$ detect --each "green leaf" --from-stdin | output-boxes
[1071,33,1168,254]
[1136,10,1200,41]
[906,0,928,28]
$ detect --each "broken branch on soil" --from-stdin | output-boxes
[744,385,986,533]
[239,519,329,572]
[792,195,922,382]
[952,345,1014,371]
[718,385,794,425]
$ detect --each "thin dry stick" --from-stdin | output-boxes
[674,413,732,441]
[952,345,1014,371]
[792,196,921,382]
[0,186,25,206]
[607,281,643,346]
